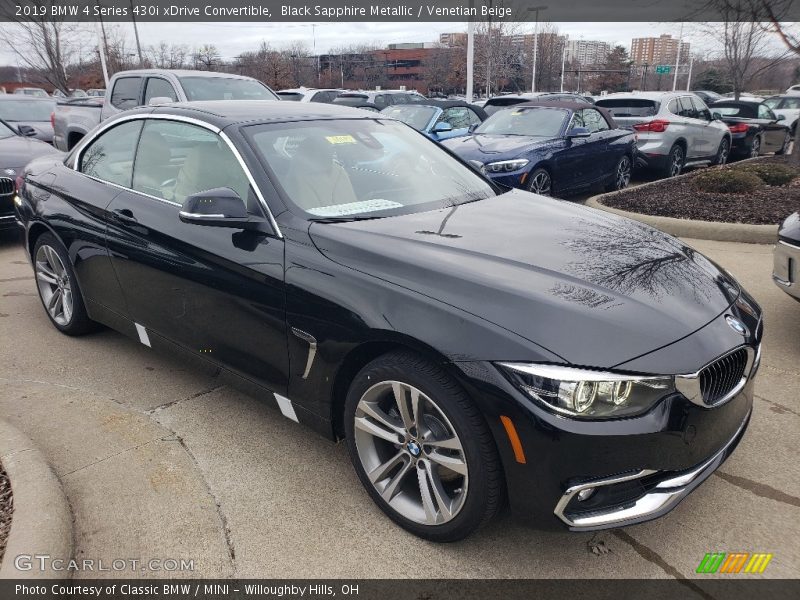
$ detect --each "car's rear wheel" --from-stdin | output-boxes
[712,138,730,166]
[661,144,684,178]
[605,155,632,192]
[344,351,503,542]
[750,135,761,158]
[33,233,96,335]
[526,167,552,196]
[776,131,792,155]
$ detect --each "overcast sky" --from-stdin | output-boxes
[0,21,789,66]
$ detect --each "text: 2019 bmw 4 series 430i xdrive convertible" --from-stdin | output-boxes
[14,102,762,541]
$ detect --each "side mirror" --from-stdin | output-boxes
[179,188,264,231]
[432,121,453,133]
[712,112,722,121]
[148,96,174,106]
[567,127,591,138]
[17,125,37,137]
[468,123,480,134]
[776,114,786,121]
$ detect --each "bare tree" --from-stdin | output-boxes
[0,1,82,93]
[147,42,190,70]
[193,44,221,71]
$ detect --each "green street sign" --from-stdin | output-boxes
[655,65,672,74]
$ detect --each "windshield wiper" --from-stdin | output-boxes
[311,215,386,223]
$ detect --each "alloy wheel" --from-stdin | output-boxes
[717,140,730,165]
[353,380,468,526]
[669,147,683,177]
[616,156,632,189]
[750,137,761,158]
[528,170,551,195]
[35,245,73,326]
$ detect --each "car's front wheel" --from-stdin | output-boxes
[712,138,730,166]
[605,155,632,192]
[33,233,96,335]
[526,167,552,196]
[344,351,503,542]
[750,135,761,158]
[776,131,792,155]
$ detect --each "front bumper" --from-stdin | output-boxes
[773,239,800,301]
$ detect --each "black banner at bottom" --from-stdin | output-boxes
[2,579,800,600]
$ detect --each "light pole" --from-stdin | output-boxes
[528,5,548,93]
[672,22,684,91]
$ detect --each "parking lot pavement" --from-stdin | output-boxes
[0,231,798,583]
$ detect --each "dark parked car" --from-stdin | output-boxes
[709,100,792,157]
[0,118,61,231]
[482,93,593,116]
[0,96,57,143]
[692,90,723,105]
[774,212,800,302]
[15,101,761,541]
[442,101,636,196]
[380,100,488,141]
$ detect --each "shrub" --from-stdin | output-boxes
[692,169,762,194]
[737,163,798,187]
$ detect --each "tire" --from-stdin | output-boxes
[605,154,632,192]
[711,138,730,166]
[749,135,761,158]
[33,233,97,335]
[526,167,552,196]
[661,144,684,178]
[776,131,792,155]
[344,351,504,542]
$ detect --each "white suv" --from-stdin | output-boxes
[595,92,732,178]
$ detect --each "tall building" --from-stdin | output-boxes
[439,32,467,47]
[631,34,690,66]
[564,38,611,66]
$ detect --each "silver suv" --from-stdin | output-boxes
[595,92,731,177]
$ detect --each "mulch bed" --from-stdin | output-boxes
[602,156,800,225]
[0,461,12,565]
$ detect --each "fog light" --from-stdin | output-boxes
[577,487,596,502]
[13,195,22,207]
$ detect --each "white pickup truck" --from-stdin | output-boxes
[52,69,279,151]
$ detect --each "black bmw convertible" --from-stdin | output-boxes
[13,101,761,541]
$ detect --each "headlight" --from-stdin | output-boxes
[497,363,675,419]
[485,159,529,173]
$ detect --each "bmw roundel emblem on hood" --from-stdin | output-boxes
[725,315,748,336]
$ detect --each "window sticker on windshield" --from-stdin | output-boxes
[511,109,526,115]
[326,135,357,145]
[308,199,403,217]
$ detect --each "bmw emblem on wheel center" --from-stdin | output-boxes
[406,441,422,457]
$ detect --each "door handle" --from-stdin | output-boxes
[112,208,138,224]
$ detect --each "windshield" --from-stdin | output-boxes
[179,77,278,101]
[595,98,659,118]
[475,106,568,137]
[246,118,496,219]
[381,105,437,131]
[0,121,16,139]
[0,99,55,121]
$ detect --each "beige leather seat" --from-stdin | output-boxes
[173,142,250,205]
[281,136,358,211]
[132,130,173,198]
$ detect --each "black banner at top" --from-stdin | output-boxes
[2,0,800,22]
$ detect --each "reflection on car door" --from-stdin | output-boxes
[102,118,289,394]
[757,104,784,150]
[689,96,723,156]
[676,96,710,158]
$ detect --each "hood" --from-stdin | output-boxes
[308,191,740,368]
[442,134,561,162]
[0,135,61,171]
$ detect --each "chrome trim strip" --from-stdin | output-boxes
[0,215,16,221]
[291,327,318,380]
[778,239,800,250]
[554,410,750,529]
[178,211,226,219]
[71,113,282,238]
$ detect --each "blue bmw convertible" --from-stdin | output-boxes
[442,101,636,197]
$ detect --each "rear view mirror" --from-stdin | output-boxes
[148,96,173,106]
[17,125,37,137]
[179,188,266,232]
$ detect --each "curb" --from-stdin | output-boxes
[586,161,780,244]
[0,420,73,579]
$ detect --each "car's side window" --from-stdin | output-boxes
[691,97,712,121]
[782,98,800,109]
[568,111,585,130]
[677,97,698,118]
[667,99,680,114]
[143,77,178,105]
[757,104,775,120]
[374,95,387,109]
[582,109,609,133]
[131,120,252,207]
[439,107,472,129]
[79,120,144,188]
[110,77,142,110]
[467,108,483,126]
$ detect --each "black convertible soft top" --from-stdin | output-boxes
[512,101,620,129]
